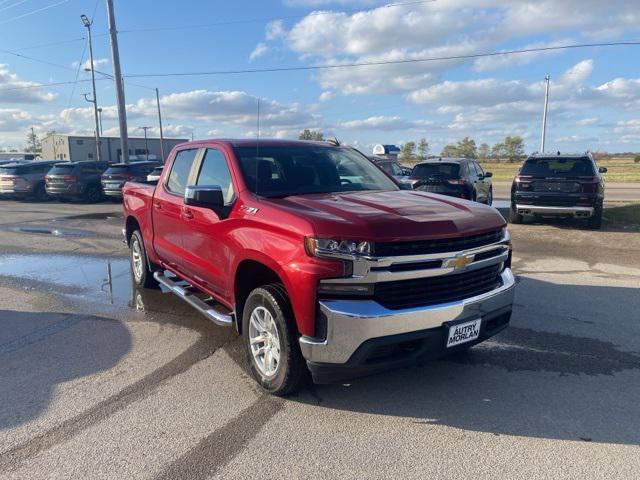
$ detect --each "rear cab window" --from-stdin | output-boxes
[521,157,595,177]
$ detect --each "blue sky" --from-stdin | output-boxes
[1,0,640,154]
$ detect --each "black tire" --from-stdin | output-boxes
[486,188,493,206]
[32,182,49,201]
[587,204,603,229]
[129,230,158,288]
[509,204,523,224]
[84,184,103,203]
[242,284,305,396]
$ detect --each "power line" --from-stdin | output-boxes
[117,0,437,34]
[0,0,30,13]
[125,40,640,78]
[0,0,69,25]
[2,0,435,50]
[0,78,105,93]
[3,37,85,53]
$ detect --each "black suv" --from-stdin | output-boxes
[409,158,493,204]
[510,152,606,228]
[101,161,160,199]
[45,161,110,202]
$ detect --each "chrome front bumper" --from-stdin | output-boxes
[300,268,516,364]
[516,204,594,217]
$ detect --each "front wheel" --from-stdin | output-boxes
[242,284,305,396]
[486,188,493,206]
[129,230,158,288]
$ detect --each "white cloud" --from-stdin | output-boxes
[576,118,598,126]
[72,58,109,71]
[249,43,268,61]
[318,90,335,102]
[338,115,432,131]
[265,20,286,40]
[0,64,57,104]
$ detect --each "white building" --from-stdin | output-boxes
[41,134,188,163]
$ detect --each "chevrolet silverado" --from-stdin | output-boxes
[122,139,515,395]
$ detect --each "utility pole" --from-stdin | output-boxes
[81,14,101,162]
[540,74,550,153]
[155,88,165,162]
[105,0,129,163]
[140,126,151,160]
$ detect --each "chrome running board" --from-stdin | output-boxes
[153,271,233,327]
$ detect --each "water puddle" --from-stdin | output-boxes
[7,225,96,237]
[0,254,130,306]
[52,212,123,222]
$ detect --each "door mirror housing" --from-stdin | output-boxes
[185,185,224,208]
[598,166,608,173]
[484,171,493,178]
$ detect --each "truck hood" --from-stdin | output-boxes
[265,190,505,242]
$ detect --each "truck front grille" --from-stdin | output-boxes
[374,264,502,310]
[375,229,503,256]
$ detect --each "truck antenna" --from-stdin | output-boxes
[255,97,260,196]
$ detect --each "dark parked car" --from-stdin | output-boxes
[0,160,58,200]
[409,158,493,204]
[510,152,606,228]
[101,161,160,199]
[45,161,110,202]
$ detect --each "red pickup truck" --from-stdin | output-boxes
[122,139,515,395]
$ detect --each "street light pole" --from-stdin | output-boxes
[105,0,129,163]
[81,14,101,162]
[540,74,550,153]
[155,88,165,162]
[140,126,151,160]
[97,108,103,136]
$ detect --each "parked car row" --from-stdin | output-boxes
[369,151,606,229]
[0,159,161,202]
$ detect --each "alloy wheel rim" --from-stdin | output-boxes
[248,306,281,378]
[131,238,144,282]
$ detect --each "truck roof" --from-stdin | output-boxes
[181,138,338,149]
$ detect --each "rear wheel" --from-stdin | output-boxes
[587,204,603,229]
[242,284,305,396]
[84,184,102,203]
[509,204,523,224]
[129,230,158,288]
[32,182,49,201]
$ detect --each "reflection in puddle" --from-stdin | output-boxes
[52,212,123,222]
[0,254,131,306]
[7,225,96,237]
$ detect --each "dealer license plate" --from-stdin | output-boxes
[446,319,481,348]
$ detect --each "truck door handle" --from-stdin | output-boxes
[153,202,162,210]
[182,208,194,220]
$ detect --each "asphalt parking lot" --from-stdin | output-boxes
[0,200,639,479]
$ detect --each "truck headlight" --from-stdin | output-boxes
[305,237,372,258]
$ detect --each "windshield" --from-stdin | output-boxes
[233,146,399,197]
[520,157,595,177]
[412,163,460,179]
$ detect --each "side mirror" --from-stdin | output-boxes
[184,185,224,209]
[599,167,608,173]
[484,171,493,178]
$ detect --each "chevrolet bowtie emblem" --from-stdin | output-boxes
[444,254,474,270]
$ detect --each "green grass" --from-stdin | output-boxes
[475,157,640,183]
[603,203,640,227]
